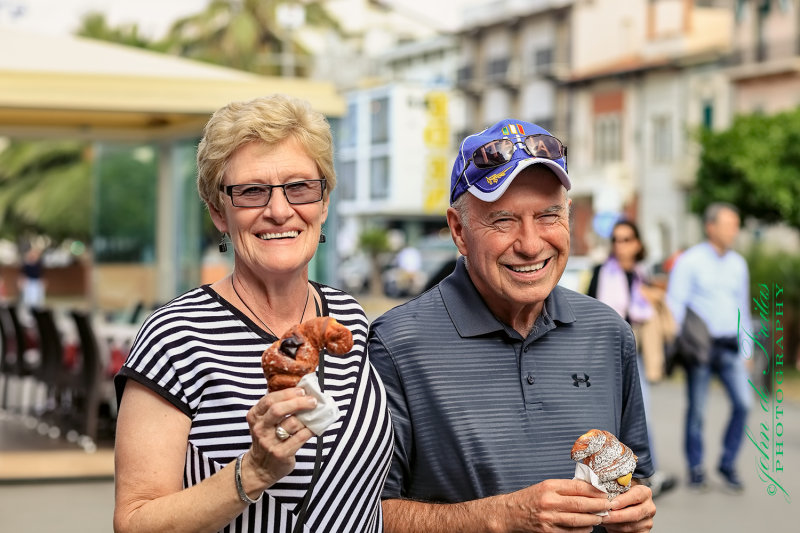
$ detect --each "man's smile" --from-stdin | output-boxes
[506,257,551,273]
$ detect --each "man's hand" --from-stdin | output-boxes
[498,479,612,533]
[601,484,655,533]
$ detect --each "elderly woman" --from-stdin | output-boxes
[113,94,393,533]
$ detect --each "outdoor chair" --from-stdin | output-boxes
[0,304,12,410]
[70,309,115,446]
[29,307,74,433]
[0,304,39,417]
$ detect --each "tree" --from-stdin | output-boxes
[358,227,390,297]
[76,12,165,51]
[0,140,91,244]
[692,107,800,229]
[75,1,344,77]
[156,0,342,76]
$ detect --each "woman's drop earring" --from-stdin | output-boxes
[219,233,228,253]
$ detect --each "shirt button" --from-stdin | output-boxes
[526,374,535,385]
[523,346,529,352]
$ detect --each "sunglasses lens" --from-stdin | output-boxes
[473,139,514,168]
[525,135,563,159]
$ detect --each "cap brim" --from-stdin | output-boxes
[467,158,572,203]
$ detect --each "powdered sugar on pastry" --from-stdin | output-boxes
[571,429,638,499]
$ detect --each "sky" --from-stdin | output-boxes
[0,0,212,38]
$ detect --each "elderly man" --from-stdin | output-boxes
[368,119,656,532]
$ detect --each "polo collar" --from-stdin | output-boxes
[439,256,576,339]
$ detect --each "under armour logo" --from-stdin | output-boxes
[572,373,591,387]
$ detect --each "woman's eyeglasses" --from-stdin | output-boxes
[451,134,566,202]
[220,179,326,207]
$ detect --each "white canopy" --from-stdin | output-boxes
[0,29,344,140]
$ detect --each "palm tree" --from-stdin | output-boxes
[0,140,91,244]
[76,12,164,51]
[75,1,345,77]
[158,0,344,76]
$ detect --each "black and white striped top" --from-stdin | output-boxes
[115,283,393,533]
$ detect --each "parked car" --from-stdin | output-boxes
[382,236,460,298]
[336,252,372,294]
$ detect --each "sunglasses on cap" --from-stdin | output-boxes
[451,134,567,203]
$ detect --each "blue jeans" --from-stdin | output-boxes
[684,340,751,471]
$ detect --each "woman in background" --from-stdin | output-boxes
[588,219,677,499]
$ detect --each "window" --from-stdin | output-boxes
[370,156,390,200]
[594,114,622,163]
[337,160,356,201]
[533,48,554,73]
[702,100,714,130]
[340,102,357,148]
[456,65,473,84]
[652,115,672,164]
[370,97,389,144]
[486,57,510,81]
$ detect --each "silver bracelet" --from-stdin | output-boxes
[235,452,261,505]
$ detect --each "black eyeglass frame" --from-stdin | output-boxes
[219,179,327,207]
[450,134,567,204]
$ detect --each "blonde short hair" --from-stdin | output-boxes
[197,94,336,213]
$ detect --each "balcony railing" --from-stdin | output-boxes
[726,37,800,66]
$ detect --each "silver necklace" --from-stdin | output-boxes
[231,276,310,338]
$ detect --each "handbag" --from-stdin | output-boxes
[667,307,711,371]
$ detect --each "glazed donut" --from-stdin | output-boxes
[571,429,638,499]
[261,316,353,391]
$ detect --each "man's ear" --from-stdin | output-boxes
[567,197,572,225]
[447,207,469,257]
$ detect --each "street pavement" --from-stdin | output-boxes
[642,376,797,532]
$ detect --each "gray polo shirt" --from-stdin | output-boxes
[368,257,653,504]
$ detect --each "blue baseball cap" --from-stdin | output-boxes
[450,119,571,204]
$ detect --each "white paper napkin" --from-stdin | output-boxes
[295,373,341,435]
[573,462,609,516]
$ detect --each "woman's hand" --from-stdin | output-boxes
[244,387,318,489]
[639,284,665,304]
